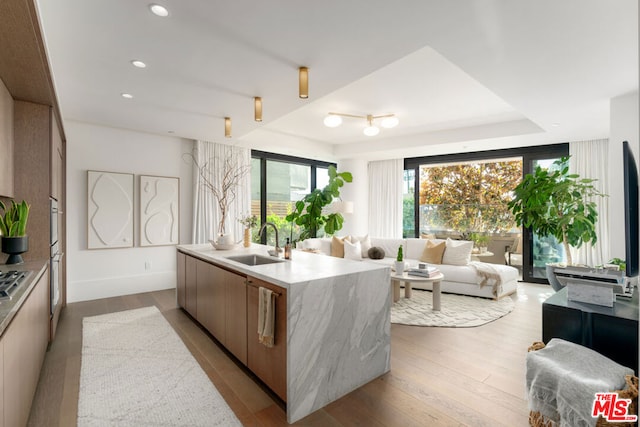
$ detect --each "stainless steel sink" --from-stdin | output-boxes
[226,254,284,266]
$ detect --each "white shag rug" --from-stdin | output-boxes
[391,290,515,327]
[78,306,241,427]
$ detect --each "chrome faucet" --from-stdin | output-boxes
[259,222,282,257]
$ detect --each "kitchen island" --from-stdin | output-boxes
[177,244,391,423]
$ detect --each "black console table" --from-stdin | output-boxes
[542,287,639,373]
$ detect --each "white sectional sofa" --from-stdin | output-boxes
[299,236,519,299]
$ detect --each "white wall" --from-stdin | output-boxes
[608,91,639,260]
[66,121,193,302]
[337,159,368,237]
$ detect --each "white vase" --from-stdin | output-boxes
[395,261,405,275]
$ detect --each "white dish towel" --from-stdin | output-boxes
[258,287,275,347]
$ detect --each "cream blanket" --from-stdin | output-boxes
[469,261,503,297]
[258,287,275,347]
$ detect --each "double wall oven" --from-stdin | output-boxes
[50,198,62,316]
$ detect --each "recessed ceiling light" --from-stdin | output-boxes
[551,122,560,127]
[149,4,169,17]
[121,93,133,99]
[131,60,146,68]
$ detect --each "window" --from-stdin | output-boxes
[405,143,569,284]
[251,151,334,245]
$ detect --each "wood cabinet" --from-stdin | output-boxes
[2,268,49,427]
[176,252,186,308]
[177,252,285,396]
[195,259,247,365]
[0,78,13,198]
[184,255,197,317]
[247,276,287,401]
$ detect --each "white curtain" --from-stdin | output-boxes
[368,159,403,238]
[191,140,251,244]
[569,139,609,266]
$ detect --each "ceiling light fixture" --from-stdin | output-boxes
[131,60,147,68]
[299,67,309,99]
[121,93,133,99]
[254,97,262,122]
[224,117,232,138]
[149,4,169,17]
[323,112,399,136]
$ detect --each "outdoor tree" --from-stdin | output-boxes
[419,160,522,233]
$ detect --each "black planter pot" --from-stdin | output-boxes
[1,236,28,264]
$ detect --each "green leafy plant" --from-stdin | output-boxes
[0,200,30,237]
[607,257,626,272]
[238,214,258,229]
[396,245,403,262]
[507,157,605,265]
[285,165,352,241]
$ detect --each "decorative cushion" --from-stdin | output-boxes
[368,246,386,259]
[350,234,372,258]
[330,235,350,258]
[420,239,446,264]
[344,239,362,260]
[442,238,473,266]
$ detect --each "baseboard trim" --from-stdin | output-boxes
[67,271,175,303]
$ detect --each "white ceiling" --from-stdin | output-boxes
[35,0,638,161]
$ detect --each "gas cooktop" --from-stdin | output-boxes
[0,270,28,299]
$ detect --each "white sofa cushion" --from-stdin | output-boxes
[370,238,405,261]
[442,238,473,266]
[350,234,372,258]
[344,239,362,260]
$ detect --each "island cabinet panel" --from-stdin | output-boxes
[224,269,247,365]
[197,260,225,342]
[176,252,186,308]
[184,255,198,317]
[246,276,287,401]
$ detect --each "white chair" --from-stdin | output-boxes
[504,234,522,268]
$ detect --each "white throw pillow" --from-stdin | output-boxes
[350,234,372,258]
[344,239,362,261]
[442,238,473,266]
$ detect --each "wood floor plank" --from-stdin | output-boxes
[28,283,547,426]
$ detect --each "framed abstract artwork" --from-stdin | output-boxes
[87,170,134,249]
[139,175,180,246]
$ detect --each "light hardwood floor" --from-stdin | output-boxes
[27,282,552,426]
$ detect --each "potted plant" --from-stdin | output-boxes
[238,214,258,248]
[285,165,352,242]
[507,156,605,289]
[395,245,405,275]
[469,232,490,253]
[0,200,30,264]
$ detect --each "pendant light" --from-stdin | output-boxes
[224,117,231,138]
[299,67,309,99]
[254,97,262,122]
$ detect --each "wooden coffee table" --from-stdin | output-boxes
[390,272,445,311]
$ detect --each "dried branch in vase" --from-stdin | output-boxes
[184,150,251,236]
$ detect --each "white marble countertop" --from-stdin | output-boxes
[177,243,388,289]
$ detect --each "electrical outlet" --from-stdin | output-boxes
[144,260,152,271]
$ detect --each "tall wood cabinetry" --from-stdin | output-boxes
[0,79,13,198]
[13,101,66,340]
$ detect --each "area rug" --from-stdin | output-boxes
[78,306,241,427]
[391,290,515,327]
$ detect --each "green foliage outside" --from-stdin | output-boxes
[419,160,522,234]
